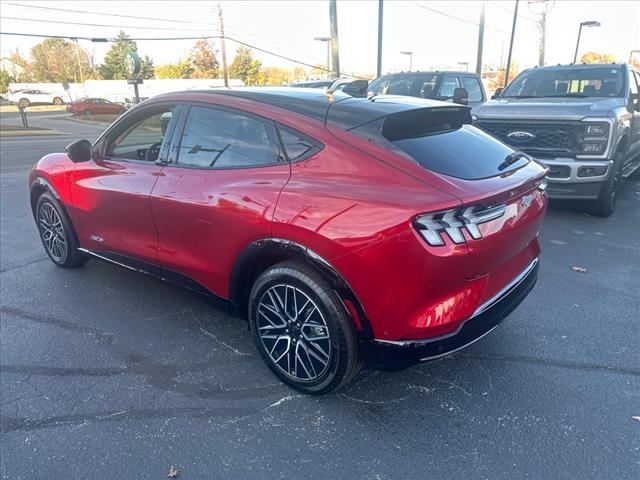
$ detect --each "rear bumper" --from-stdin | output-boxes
[361,257,539,369]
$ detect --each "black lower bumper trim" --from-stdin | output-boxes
[361,261,539,370]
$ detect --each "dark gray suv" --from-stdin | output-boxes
[474,64,640,216]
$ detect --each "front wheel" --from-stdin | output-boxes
[36,192,88,268]
[18,98,30,107]
[590,152,623,217]
[249,261,362,394]
[53,97,64,105]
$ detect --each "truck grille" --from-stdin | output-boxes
[475,121,580,157]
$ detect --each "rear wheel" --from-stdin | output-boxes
[590,151,623,217]
[249,261,362,394]
[53,97,64,105]
[83,109,93,116]
[18,98,30,107]
[36,192,87,268]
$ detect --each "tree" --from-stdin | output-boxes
[489,63,520,91]
[189,39,220,79]
[293,66,307,82]
[155,60,194,79]
[257,67,290,86]
[140,55,155,79]
[228,46,262,85]
[4,51,32,82]
[28,38,92,82]
[580,52,617,64]
[99,31,138,80]
[0,69,15,94]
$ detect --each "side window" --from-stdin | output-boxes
[439,77,461,101]
[278,126,321,161]
[176,106,283,169]
[462,77,484,102]
[368,77,389,95]
[107,106,175,161]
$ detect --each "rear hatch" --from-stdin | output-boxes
[340,101,547,301]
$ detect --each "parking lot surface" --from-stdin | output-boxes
[1,118,639,479]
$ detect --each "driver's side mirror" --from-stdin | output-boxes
[452,87,469,105]
[341,80,368,98]
[66,139,93,163]
[492,87,504,99]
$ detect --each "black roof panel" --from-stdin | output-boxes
[161,87,456,130]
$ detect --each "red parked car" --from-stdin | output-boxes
[29,88,548,394]
[66,97,126,115]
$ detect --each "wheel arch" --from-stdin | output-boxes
[30,176,81,244]
[229,238,373,340]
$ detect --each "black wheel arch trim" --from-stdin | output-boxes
[30,176,61,216]
[229,238,374,340]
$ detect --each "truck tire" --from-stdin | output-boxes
[590,151,623,217]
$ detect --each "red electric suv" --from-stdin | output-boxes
[29,88,548,394]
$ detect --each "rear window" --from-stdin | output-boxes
[351,111,525,180]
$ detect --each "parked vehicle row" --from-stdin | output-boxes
[337,62,640,216]
[30,87,547,393]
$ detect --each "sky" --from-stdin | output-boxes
[0,0,638,76]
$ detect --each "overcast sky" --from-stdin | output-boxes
[1,0,638,75]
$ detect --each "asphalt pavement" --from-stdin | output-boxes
[1,118,639,479]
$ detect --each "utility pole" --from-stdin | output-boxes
[528,0,554,66]
[377,0,383,78]
[329,0,340,77]
[73,39,84,84]
[217,2,229,87]
[314,37,331,78]
[476,1,485,75]
[504,0,519,88]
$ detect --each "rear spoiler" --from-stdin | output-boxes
[381,106,472,141]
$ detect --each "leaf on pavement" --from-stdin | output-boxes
[167,466,180,478]
[571,266,587,273]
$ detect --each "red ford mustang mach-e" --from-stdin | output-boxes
[29,88,548,394]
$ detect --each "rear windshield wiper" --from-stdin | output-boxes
[544,94,590,98]
[498,152,529,171]
[499,95,538,99]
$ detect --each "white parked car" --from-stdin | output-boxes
[8,89,66,107]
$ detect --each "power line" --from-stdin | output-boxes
[488,1,538,23]
[1,15,213,32]
[0,31,367,78]
[3,2,214,26]
[410,1,510,34]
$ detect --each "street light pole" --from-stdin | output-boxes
[400,51,413,71]
[573,20,601,63]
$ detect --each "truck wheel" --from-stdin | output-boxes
[248,261,362,394]
[590,151,623,217]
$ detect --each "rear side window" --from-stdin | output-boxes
[350,109,525,180]
[278,126,322,161]
[462,77,484,102]
[177,106,283,169]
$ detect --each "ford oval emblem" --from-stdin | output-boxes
[507,131,536,142]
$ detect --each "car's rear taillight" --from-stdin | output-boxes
[414,204,506,246]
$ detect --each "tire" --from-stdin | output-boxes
[83,109,93,116]
[590,151,624,217]
[249,261,362,394]
[53,97,64,105]
[35,192,88,268]
[18,98,30,107]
